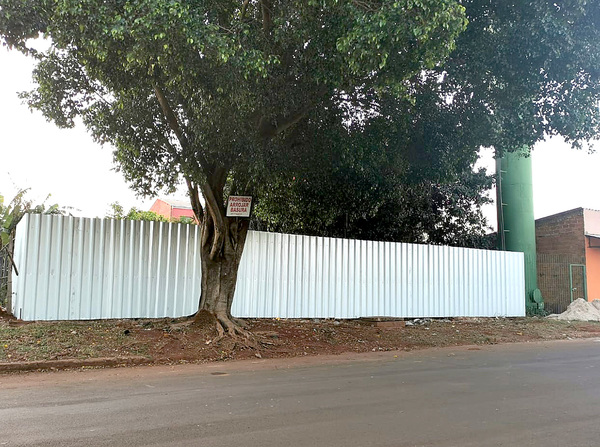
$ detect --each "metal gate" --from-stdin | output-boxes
[537,254,587,314]
[569,264,587,303]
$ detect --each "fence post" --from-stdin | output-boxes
[5,235,13,312]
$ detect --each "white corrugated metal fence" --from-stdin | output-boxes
[12,214,201,320]
[12,214,525,320]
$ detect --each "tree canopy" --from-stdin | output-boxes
[250,81,495,247]
[444,1,600,151]
[0,0,469,333]
[0,0,467,196]
[253,0,600,245]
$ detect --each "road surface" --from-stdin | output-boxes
[2,340,600,446]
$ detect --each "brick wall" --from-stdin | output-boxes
[535,208,586,312]
[535,208,585,258]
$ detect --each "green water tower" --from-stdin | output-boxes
[496,148,543,312]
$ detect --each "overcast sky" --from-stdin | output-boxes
[1,47,600,228]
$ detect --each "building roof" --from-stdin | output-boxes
[156,198,193,209]
[585,233,600,249]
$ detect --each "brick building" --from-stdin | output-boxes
[535,208,600,312]
[149,198,197,222]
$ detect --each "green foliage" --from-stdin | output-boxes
[0,0,467,197]
[253,0,600,245]
[252,154,494,248]
[0,189,65,247]
[174,216,195,225]
[124,208,170,222]
[106,202,169,222]
[106,202,125,220]
[436,1,600,152]
[106,201,195,224]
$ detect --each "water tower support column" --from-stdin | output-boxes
[496,148,543,312]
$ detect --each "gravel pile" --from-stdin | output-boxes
[547,298,600,322]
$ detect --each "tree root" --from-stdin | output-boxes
[194,310,258,348]
[214,312,253,342]
[232,317,249,329]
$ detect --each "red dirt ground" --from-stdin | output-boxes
[2,311,600,368]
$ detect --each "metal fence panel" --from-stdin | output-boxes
[12,214,201,320]
[12,215,525,321]
[234,231,525,318]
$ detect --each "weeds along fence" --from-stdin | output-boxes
[10,214,525,321]
[0,241,12,309]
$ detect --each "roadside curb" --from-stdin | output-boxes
[0,356,153,373]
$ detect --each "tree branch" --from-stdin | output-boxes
[352,0,380,12]
[256,85,329,139]
[240,0,251,20]
[260,0,272,34]
[200,167,229,260]
[153,83,234,262]
[153,84,189,148]
[185,177,204,223]
[154,82,221,197]
[171,90,215,179]
[258,108,309,139]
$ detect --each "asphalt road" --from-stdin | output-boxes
[2,340,600,446]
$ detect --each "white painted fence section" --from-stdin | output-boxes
[233,231,525,318]
[12,214,201,320]
[12,214,525,321]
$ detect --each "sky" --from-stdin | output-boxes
[0,47,159,217]
[1,47,600,227]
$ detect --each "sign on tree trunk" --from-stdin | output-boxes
[226,196,252,218]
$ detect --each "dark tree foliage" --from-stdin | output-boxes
[254,1,600,247]
[0,0,467,334]
[252,82,495,248]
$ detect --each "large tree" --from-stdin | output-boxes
[0,0,468,335]
[255,0,600,245]
[440,1,600,152]
[251,83,495,247]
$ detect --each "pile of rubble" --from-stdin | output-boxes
[547,298,600,322]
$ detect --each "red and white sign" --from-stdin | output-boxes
[226,196,252,217]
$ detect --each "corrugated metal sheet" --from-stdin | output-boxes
[12,214,201,320]
[12,215,525,321]
[232,231,525,318]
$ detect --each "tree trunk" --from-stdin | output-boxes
[153,84,252,337]
[195,215,250,338]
